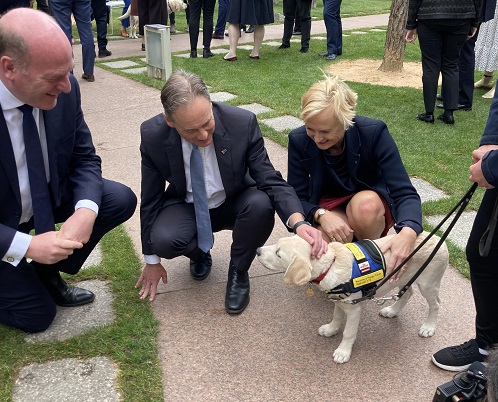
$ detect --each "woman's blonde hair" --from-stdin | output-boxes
[300,73,358,130]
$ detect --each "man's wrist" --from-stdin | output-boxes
[293,220,311,234]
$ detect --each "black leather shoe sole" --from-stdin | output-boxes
[278,44,290,49]
[436,103,472,111]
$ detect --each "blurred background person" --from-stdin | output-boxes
[406,0,480,125]
[224,0,274,60]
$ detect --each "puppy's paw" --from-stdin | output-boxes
[418,323,436,338]
[318,323,340,337]
[333,348,352,364]
[379,305,399,318]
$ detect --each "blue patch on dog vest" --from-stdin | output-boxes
[325,240,386,297]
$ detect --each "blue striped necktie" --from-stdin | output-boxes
[18,104,55,233]
[190,144,213,253]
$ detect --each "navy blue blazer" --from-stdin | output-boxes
[139,102,303,255]
[287,116,423,235]
[0,74,103,257]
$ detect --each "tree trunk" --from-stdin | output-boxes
[379,0,409,72]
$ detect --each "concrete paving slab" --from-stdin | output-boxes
[262,41,283,47]
[261,115,303,131]
[81,245,102,270]
[237,45,254,51]
[351,31,368,34]
[121,67,147,75]
[101,60,139,69]
[24,280,114,343]
[237,103,273,115]
[211,48,229,54]
[411,177,449,203]
[210,92,238,102]
[426,212,477,250]
[13,357,119,402]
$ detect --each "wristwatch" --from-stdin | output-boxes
[316,208,326,223]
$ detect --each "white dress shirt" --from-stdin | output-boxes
[143,138,226,265]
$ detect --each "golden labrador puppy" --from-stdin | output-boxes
[256,231,448,363]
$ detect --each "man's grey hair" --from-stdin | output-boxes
[160,69,211,120]
[0,23,30,72]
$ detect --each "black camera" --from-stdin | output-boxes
[433,361,488,402]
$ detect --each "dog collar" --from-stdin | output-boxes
[310,257,336,284]
[325,240,386,297]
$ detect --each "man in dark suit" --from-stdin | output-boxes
[0,8,137,333]
[136,69,327,314]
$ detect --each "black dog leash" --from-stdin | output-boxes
[349,183,478,305]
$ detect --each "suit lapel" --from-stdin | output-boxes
[164,126,188,196]
[0,107,22,206]
[212,110,234,193]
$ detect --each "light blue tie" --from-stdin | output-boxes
[190,145,213,253]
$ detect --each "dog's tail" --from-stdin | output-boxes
[117,7,131,20]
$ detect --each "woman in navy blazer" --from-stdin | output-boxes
[287,74,423,277]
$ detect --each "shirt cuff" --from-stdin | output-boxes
[2,231,32,266]
[144,254,161,265]
[75,200,99,215]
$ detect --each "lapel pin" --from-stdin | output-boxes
[221,148,227,154]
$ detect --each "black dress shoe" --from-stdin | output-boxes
[225,264,250,314]
[436,103,472,111]
[436,93,443,101]
[417,113,434,123]
[212,33,224,39]
[190,50,197,58]
[292,30,301,35]
[190,251,212,280]
[41,273,95,307]
[279,44,290,49]
[98,49,112,58]
[438,114,455,124]
[203,49,215,58]
[246,25,255,33]
[325,53,337,60]
[300,47,309,53]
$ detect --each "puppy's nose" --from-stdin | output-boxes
[256,247,261,256]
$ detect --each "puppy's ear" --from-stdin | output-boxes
[283,255,312,286]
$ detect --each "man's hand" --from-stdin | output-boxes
[58,207,97,244]
[470,146,498,189]
[380,226,417,282]
[26,231,83,264]
[405,29,417,43]
[295,224,328,259]
[135,263,168,302]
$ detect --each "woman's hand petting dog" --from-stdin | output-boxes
[380,226,418,282]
